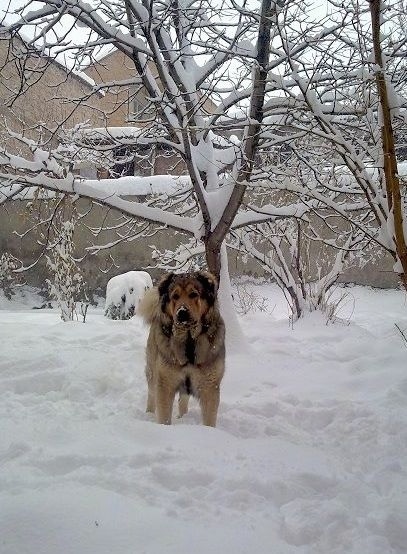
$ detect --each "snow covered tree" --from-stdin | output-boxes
[46,219,84,321]
[0,252,22,299]
[256,0,407,289]
[0,0,406,297]
[0,0,279,284]
[368,0,407,287]
[41,195,88,321]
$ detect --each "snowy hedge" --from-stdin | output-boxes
[104,271,153,320]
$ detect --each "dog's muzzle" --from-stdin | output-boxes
[175,306,191,325]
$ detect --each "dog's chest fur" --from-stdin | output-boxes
[184,331,196,365]
[171,327,201,367]
[161,322,210,368]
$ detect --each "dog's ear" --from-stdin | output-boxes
[158,272,175,312]
[196,271,218,306]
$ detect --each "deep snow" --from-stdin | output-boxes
[1,284,406,554]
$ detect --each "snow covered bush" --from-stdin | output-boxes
[105,271,153,320]
[46,220,86,322]
[233,282,270,315]
[230,216,366,323]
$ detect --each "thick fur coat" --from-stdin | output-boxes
[138,271,225,427]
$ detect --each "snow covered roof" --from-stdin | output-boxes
[79,127,144,143]
[82,174,191,196]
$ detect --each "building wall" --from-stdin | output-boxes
[82,49,141,127]
[0,198,175,291]
[0,32,106,146]
[0,197,399,293]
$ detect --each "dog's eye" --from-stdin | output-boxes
[189,291,199,299]
[172,293,180,301]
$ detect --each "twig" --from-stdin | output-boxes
[395,324,407,348]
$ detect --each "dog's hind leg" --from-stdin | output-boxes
[145,364,155,414]
[146,386,155,414]
[178,393,189,418]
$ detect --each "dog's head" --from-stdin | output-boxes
[158,270,218,327]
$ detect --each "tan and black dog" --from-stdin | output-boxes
[138,271,225,427]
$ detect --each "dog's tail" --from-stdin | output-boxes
[137,287,160,324]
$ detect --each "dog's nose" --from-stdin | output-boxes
[176,306,190,323]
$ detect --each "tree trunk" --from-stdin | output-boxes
[208,0,274,254]
[369,0,407,290]
[217,243,248,351]
[204,0,275,282]
[205,237,222,281]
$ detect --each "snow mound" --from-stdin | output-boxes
[104,270,153,320]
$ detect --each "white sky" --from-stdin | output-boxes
[0,0,332,72]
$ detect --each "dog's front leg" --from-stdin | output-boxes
[199,384,220,427]
[156,376,176,425]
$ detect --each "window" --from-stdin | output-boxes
[110,146,134,178]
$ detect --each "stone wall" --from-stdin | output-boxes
[0,197,399,294]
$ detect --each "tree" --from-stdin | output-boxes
[0,0,406,298]
[253,0,407,290]
[369,0,407,288]
[1,0,280,283]
[46,218,86,322]
[39,194,89,321]
[0,252,22,299]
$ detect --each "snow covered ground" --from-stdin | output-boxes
[1,283,406,554]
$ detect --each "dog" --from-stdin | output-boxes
[138,271,225,427]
